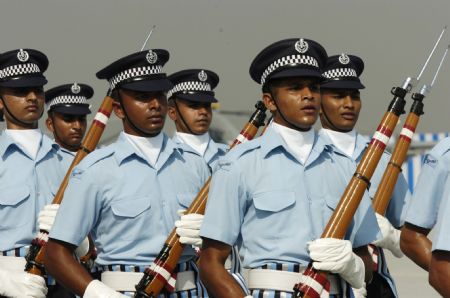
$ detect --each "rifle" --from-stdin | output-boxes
[25,90,114,276]
[373,44,449,215]
[134,101,268,298]
[293,28,445,297]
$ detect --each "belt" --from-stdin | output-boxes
[247,268,340,294]
[0,255,26,272]
[101,270,196,292]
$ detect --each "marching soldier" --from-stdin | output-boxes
[198,38,381,298]
[318,54,410,297]
[0,49,65,297]
[45,83,94,160]
[44,49,210,297]
[400,137,450,271]
[167,68,247,291]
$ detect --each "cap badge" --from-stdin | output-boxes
[295,39,309,54]
[198,70,208,82]
[17,49,29,62]
[71,83,81,94]
[339,53,350,65]
[146,50,158,64]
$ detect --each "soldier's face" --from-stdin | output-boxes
[46,112,87,151]
[115,89,167,137]
[0,86,45,129]
[168,98,212,135]
[320,89,361,132]
[264,77,321,131]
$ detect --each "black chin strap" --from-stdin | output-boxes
[270,92,310,132]
[173,100,200,135]
[1,97,43,128]
[320,101,352,133]
[117,92,159,138]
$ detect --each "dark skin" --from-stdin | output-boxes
[0,86,45,129]
[320,89,361,132]
[199,77,373,297]
[44,88,168,296]
[429,250,450,297]
[46,112,87,152]
[400,223,432,271]
[168,98,212,135]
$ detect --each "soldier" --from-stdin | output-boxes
[400,138,450,271]
[427,167,450,296]
[0,49,64,297]
[44,49,210,297]
[167,69,247,291]
[45,83,94,160]
[198,38,381,298]
[318,54,410,297]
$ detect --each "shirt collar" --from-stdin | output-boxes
[318,128,368,161]
[0,130,58,160]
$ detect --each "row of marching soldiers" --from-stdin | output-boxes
[0,37,448,298]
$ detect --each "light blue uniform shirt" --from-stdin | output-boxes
[56,145,76,171]
[172,135,227,171]
[200,127,380,268]
[404,137,450,229]
[0,132,65,251]
[318,130,411,228]
[49,132,210,266]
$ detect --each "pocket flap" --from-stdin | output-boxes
[111,196,151,218]
[253,190,296,212]
[177,192,197,208]
[0,186,31,206]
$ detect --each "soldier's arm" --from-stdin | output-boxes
[199,238,246,298]
[354,246,373,282]
[400,222,431,271]
[45,238,93,296]
[429,250,450,296]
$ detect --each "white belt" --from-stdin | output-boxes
[0,256,26,272]
[247,268,340,294]
[101,270,196,292]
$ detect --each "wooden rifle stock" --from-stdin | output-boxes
[25,91,114,276]
[134,101,267,298]
[372,93,425,215]
[294,87,408,298]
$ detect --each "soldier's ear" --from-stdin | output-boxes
[112,100,125,120]
[263,92,277,113]
[45,117,55,133]
[167,104,177,121]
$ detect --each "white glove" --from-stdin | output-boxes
[372,213,404,258]
[0,267,48,298]
[175,213,204,247]
[75,237,91,258]
[308,238,365,289]
[352,282,367,298]
[38,203,59,231]
[84,280,128,298]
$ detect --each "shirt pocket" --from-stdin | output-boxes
[177,192,198,210]
[0,185,32,229]
[110,196,151,241]
[251,190,296,239]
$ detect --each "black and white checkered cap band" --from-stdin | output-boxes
[323,68,357,79]
[46,95,88,111]
[0,63,41,79]
[260,54,319,85]
[167,81,211,99]
[109,65,162,89]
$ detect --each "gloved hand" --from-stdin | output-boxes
[84,280,128,298]
[308,238,365,289]
[38,203,59,231]
[0,267,48,298]
[372,213,404,258]
[175,213,204,247]
[352,282,367,298]
[75,237,90,258]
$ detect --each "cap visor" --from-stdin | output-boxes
[270,68,324,81]
[321,80,365,90]
[0,76,48,88]
[50,104,91,115]
[121,79,174,92]
[175,93,218,103]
